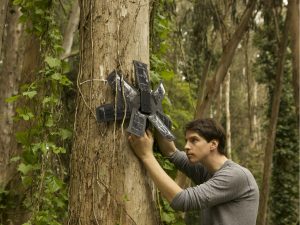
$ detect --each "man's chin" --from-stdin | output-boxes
[188,158,200,164]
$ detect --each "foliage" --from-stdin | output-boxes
[150,0,195,148]
[253,6,299,225]
[270,78,299,224]
[1,0,75,224]
[150,0,194,224]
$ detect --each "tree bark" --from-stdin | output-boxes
[225,72,231,158]
[0,0,9,57]
[0,4,41,223]
[0,4,23,188]
[287,0,299,116]
[194,58,211,118]
[244,34,258,151]
[61,0,80,60]
[256,7,290,225]
[68,0,159,224]
[195,0,257,118]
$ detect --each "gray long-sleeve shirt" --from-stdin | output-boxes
[169,150,259,225]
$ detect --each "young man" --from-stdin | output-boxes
[128,118,259,225]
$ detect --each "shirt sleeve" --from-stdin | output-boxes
[168,149,211,184]
[170,164,250,211]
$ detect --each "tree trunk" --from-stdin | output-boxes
[194,58,211,118]
[195,0,257,118]
[256,7,290,225]
[0,0,9,56]
[0,4,41,223]
[61,0,80,60]
[225,72,231,158]
[215,84,223,121]
[287,0,299,116]
[68,1,159,224]
[244,34,258,151]
[0,4,23,188]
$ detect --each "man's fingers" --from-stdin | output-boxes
[145,129,153,139]
[128,135,132,142]
[128,131,152,142]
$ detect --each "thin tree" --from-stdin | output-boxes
[225,72,231,158]
[195,0,257,118]
[244,33,258,151]
[61,0,80,60]
[287,0,299,116]
[0,4,41,223]
[256,5,291,225]
[0,2,23,188]
[0,0,9,56]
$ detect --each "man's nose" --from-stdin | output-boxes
[184,142,190,152]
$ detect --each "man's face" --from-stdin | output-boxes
[184,130,212,163]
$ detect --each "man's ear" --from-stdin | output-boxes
[210,139,219,150]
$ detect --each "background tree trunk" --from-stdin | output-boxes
[194,58,211,119]
[225,72,231,158]
[1,26,41,225]
[61,0,80,60]
[195,0,257,118]
[0,0,9,57]
[68,0,159,224]
[256,7,290,225]
[244,33,259,154]
[0,4,23,188]
[287,0,299,116]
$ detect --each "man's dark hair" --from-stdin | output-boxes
[185,118,227,156]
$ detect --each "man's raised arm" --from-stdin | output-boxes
[155,130,177,157]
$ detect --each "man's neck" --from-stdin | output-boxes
[203,154,228,173]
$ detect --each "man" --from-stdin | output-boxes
[128,118,259,225]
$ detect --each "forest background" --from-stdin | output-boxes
[0,0,299,225]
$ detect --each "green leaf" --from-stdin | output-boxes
[22,90,37,99]
[161,212,176,223]
[162,160,175,171]
[58,75,72,86]
[32,143,41,154]
[19,15,28,24]
[53,147,66,154]
[22,221,32,225]
[41,143,48,154]
[51,73,62,80]
[15,131,29,145]
[35,8,44,15]
[10,156,21,162]
[62,61,71,73]
[47,176,63,193]
[59,129,72,140]
[21,112,34,121]
[5,95,20,103]
[18,163,33,175]
[45,116,54,127]
[13,0,23,5]
[42,96,58,106]
[21,176,33,187]
[16,108,34,121]
[19,163,39,175]
[54,196,66,208]
[160,70,174,81]
[45,56,61,68]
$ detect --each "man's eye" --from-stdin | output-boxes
[191,139,198,143]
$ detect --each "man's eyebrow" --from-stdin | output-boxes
[186,135,200,140]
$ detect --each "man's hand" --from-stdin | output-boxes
[155,130,177,157]
[128,130,182,203]
[128,130,154,160]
